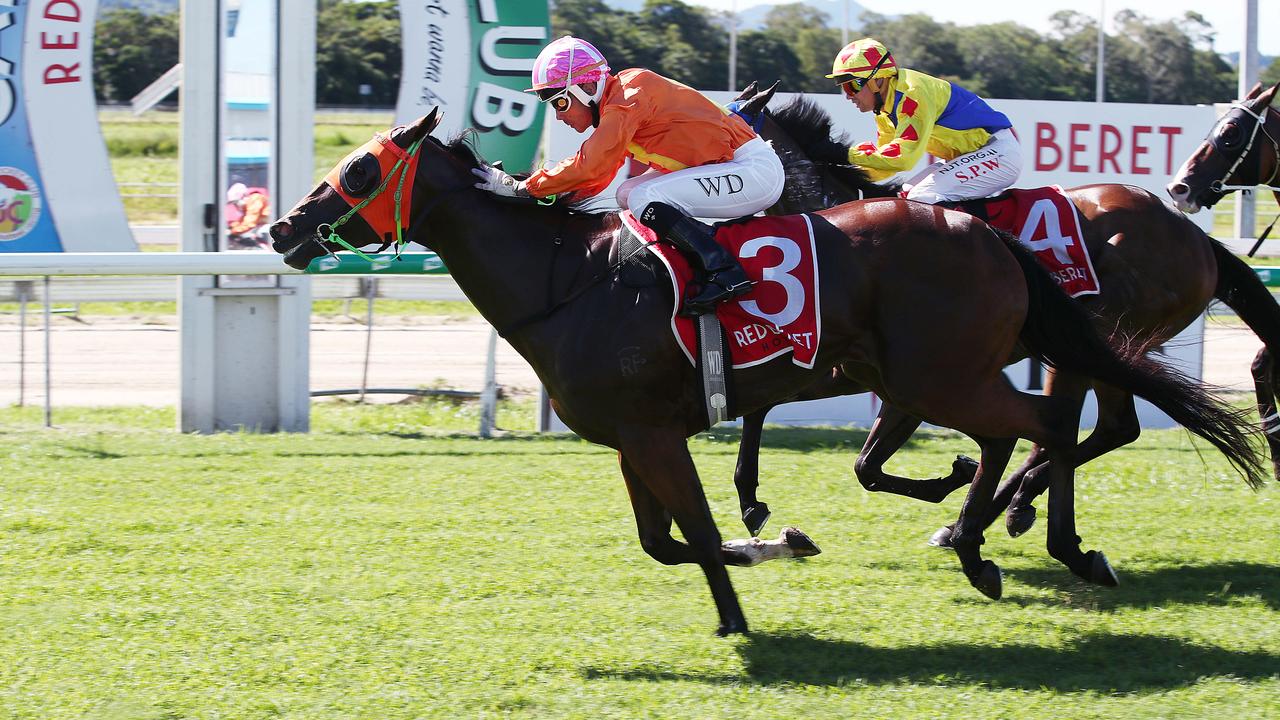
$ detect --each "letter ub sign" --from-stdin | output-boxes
[395,0,549,172]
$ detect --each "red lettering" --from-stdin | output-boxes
[40,31,78,50]
[1130,125,1152,175]
[1035,122,1061,171]
[1098,124,1122,173]
[1159,126,1182,175]
[981,159,1002,171]
[43,63,79,84]
[44,1,81,22]
[1068,123,1089,172]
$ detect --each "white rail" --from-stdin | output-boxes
[0,252,302,276]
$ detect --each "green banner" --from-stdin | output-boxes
[396,1,550,172]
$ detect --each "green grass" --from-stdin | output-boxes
[99,111,395,224]
[1,404,1277,718]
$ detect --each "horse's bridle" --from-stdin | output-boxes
[1208,102,1280,196]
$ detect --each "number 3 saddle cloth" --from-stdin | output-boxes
[620,210,822,370]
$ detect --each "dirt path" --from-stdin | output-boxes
[0,315,1261,407]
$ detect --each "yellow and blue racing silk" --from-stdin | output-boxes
[850,68,1012,181]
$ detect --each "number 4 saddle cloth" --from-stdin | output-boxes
[619,210,822,369]
[959,185,1099,298]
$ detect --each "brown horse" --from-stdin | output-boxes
[1169,80,1280,480]
[729,90,1280,552]
[268,108,1260,635]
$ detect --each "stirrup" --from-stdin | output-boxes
[678,276,755,317]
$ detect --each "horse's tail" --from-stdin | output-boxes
[998,230,1264,489]
[1209,238,1280,480]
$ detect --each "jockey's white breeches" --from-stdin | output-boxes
[903,128,1022,203]
[617,137,786,218]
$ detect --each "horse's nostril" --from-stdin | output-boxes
[1168,182,1189,199]
[270,220,294,243]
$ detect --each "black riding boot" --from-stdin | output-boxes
[639,202,753,317]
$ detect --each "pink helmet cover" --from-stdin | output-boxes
[529,36,610,91]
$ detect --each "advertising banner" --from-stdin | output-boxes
[396,0,550,172]
[0,0,134,252]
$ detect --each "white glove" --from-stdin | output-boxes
[472,165,528,198]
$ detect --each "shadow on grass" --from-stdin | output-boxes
[1006,560,1280,611]
[583,630,1280,691]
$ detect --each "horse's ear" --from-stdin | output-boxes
[396,108,442,148]
[1245,82,1264,101]
[759,80,780,105]
[742,80,778,117]
[732,81,759,102]
[1260,82,1280,109]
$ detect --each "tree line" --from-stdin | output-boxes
[93,0,1279,106]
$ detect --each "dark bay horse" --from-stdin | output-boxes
[269,108,1261,635]
[731,90,1280,553]
[1170,81,1280,471]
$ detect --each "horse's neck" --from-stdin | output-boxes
[419,193,617,337]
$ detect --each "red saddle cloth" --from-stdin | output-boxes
[979,185,1099,298]
[620,211,822,369]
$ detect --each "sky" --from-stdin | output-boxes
[690,0,1280,56]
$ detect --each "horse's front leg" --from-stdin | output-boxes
[619,428,748,635]
[855,402,977,502]
[733,406,772,535]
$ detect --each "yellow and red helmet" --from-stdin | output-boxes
[827,38,897,88]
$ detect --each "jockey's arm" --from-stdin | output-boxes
[849,108,937,182]
[525,103,638,199]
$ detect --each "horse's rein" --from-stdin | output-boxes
[1211,103,1280,196]
[497,222,656,339]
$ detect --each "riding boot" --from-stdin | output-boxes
[639,202,753,317]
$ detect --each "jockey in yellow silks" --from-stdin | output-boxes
[829,38,1022,203]
[471,36,785,317]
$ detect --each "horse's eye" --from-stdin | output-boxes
[341,153,381,197]
[1220,123,1244,149]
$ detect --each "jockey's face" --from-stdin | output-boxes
[847,77,884,114]
[551,82,597,133]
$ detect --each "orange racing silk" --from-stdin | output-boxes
[524,69,758,199]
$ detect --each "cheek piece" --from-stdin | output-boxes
[319,131,423,258]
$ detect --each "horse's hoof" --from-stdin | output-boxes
[742,503,771,536]
[928,525,956,549]
[969,560,1004,600]
[1087,550,1120,587]
[715,619,749,636]
[780,526,821,557]
[1006,504,1037,537]
[952,455,979,483]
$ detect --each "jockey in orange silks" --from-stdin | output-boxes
[830,38,1022,203]
[472,36,785,316]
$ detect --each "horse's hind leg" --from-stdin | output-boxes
[733,407,772,535]
[1252,348,1280,480]
[856,403,977,503]
[619,429,748,635]
[949,435,1018,599]
[1004,382,1140,537]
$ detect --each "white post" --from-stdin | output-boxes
[1236,0,1259,240]
[842,0,849,47]
[179,0,313,433]
[42,276,51,428]
[1095,0,1106,103]
[479,328,499,438]
[727,0,738,92]
[16,280,28,407]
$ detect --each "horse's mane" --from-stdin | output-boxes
[770,97,902,197]
[440,131,614,216]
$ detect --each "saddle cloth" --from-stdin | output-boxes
[620,211,822,369]
[973,185,1099,298]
